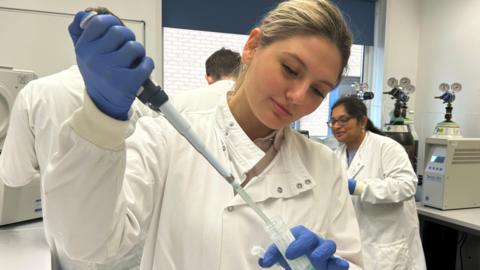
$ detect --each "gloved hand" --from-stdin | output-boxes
[68,11,88,45]
[259,226,349,270]
[348,179,357,195]
[70,12,154,120]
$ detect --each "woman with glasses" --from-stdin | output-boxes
[329,96,426,270]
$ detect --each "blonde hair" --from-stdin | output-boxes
[234,0,352,90]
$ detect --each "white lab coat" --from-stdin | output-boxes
[44,88,364,270]
[171,79,234,112]
[0,66,155,270]
[335,131,426,270]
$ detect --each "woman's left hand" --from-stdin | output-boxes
[258,225,349,270]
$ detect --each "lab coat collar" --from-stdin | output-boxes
[281,128,315,182]
[228,128,317,206]
[348,160,365,180]
[214,93,270,176]
[340,131,371,179]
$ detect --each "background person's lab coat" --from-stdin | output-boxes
[335,131,426,270]
[0,65,156,270]
[171,79,234,112]
[43,88,364,270]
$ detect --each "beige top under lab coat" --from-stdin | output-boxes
[44,87,363,270]
[336,131,426,270]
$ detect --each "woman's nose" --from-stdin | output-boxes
[285,81,309,104]
[332,124,342,132]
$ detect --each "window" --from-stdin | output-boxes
[163,27,247,96]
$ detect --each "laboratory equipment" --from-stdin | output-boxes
[383,77,419,171]
[432,82,462,138]
[422,137,480,210]
[80,12,317,270]
[383,77,415,124]
[0,67,37,150]
[0,67,42,225]
[351,81,374,101]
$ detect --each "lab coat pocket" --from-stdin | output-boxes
[372,238,409,270]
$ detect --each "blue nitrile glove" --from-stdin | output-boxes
[348,179,356,195]
[68,11,89,45]
[70,12,154,120]
[259,225,349,270]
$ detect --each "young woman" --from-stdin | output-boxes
[330,96,426,270]
[44,1,363,269]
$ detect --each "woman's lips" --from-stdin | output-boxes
[334,131,345,138]
[271,99,292,117]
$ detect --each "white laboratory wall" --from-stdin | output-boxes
[0,0,163,82]
[382,0,421,127]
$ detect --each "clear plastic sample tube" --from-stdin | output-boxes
[264,216,315,270]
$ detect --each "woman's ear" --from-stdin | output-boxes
[242,28,262,65]
[361,116,368,129]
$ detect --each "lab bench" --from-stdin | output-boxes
[417,202,480,270]
[1,204,479,270]
[417,202,480,236]
[0,219,51,270]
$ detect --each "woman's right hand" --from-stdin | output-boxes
[71,12,154,120]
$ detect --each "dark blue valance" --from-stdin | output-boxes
[163,0,375,46]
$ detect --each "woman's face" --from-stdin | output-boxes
[331,104,365,144]
[237,28,342,131]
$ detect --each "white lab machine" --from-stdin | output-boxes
[0,67,42,225]
[422,137,480,210]
[0,67,37,149]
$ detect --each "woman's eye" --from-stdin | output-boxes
[282,64,298,76]
[311,87,325,98]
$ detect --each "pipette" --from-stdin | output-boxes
[79,11,236,186]
[80,12,315,270]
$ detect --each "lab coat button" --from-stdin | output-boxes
[222,145,226,151]
[229,122,234,127]
[305,179,311,185]
[277,187,283,193]
[296,183,303,189]
[225,131,229,136]
[227,206,234,212]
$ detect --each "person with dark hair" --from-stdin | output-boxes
[329,96,426,270]
[205,47,241,84]
[43,1,364,269]
[171,48,241,112]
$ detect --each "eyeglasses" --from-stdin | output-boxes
[326,116,353,128]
